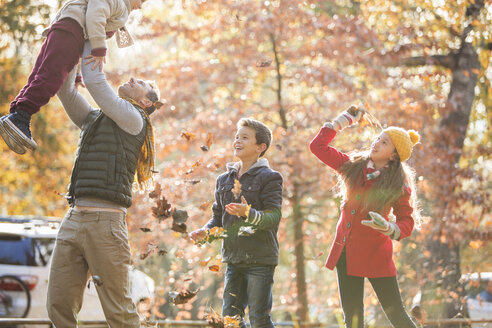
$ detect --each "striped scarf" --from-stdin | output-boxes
[122,97,155,190]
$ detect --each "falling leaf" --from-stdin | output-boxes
[205,132,213,148]
[200,256,212,266]
[256,58,272,68]
[158,249,167,256]
[149,182,162,199]
[199,202,210,211]
[181,131,196,141]
[232,179,241,199]
[172,222,187,233]
[187,179,201,184]
[209,264,220,272]
[152,195,172,221]
[53,190,66,198]
[140,227,152,233]
[175,250,185,258]
[140,242,158,260]
[275,144,283,151]
[171,209,189,233]
[169,288,200,305]
[201,145,209,151]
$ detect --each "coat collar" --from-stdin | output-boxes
[226,158,270,176]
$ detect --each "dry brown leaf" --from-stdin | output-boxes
[232,179,241,199]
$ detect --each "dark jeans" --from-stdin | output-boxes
[223,263,276,328]
[10,19,84,115]
[336,250,417,328]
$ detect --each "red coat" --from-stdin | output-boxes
[309,126,414,278]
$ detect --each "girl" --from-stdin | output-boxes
[309,106,421,328]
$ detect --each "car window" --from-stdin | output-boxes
[0,235,55,267]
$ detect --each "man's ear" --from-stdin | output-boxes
[139,97,152,108]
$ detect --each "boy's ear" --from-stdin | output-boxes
[257,143,267,154]
[390,152,398,161]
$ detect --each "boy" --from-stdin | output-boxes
[190,118,283,328]
[0,0,145,154]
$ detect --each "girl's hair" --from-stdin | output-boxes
[337,151,422,228]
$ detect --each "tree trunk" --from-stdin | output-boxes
[293,183,308,322]
[270,32,309,322]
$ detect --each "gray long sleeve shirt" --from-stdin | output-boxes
[57,41,144,210]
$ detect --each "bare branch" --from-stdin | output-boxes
[397,54,455,69]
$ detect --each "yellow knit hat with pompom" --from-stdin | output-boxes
[383,127,420,162]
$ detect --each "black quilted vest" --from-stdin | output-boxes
[67,110,147,208]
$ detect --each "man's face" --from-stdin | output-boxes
[118,77,153,107]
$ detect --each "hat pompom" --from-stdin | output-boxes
[408,130,420,146]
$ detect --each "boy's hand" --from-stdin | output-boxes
[189,228,207,241]
[84,55,106,72]
[225,196,250,218]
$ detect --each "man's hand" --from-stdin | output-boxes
[84,55,106,72]
[225,196,250,218]
[189,228,207,242]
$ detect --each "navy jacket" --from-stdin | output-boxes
[205,158,283,265]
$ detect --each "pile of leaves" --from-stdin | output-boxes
[196,226,227,245]
[205,309,241,328]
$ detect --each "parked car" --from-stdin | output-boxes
[462,272,492,328]
[0,215,155,321]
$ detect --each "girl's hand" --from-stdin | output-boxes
[225,196,250,217]
[332,105,364,131]
[361,211,390,232]
[84,55,106,72]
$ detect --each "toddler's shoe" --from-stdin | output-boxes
[0,116,27,154]
[0,110,37,152]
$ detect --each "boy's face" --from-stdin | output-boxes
[233,126,265,160]
[130,0,145,11]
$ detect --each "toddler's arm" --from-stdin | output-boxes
[80,42,144,135]
[57,67,95,129]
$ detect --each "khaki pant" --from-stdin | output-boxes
[47,208,140,327]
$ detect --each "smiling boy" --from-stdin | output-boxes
[190,118,283,328]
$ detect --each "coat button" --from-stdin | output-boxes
[343,236,346,242]
[347,222,351,228]
[248,186,251,190]
[356,194,361,200]
[351,209,356,215]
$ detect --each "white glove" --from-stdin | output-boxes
[361,211,400,240]
[330,105,364,131]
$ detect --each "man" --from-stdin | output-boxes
[47,41,162,327]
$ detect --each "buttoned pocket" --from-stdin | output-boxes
[241,184,261,205]
[217,183,235,203]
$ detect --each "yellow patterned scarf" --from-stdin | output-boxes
[122,97,155,190]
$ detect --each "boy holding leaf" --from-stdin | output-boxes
[190,118,283,328]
